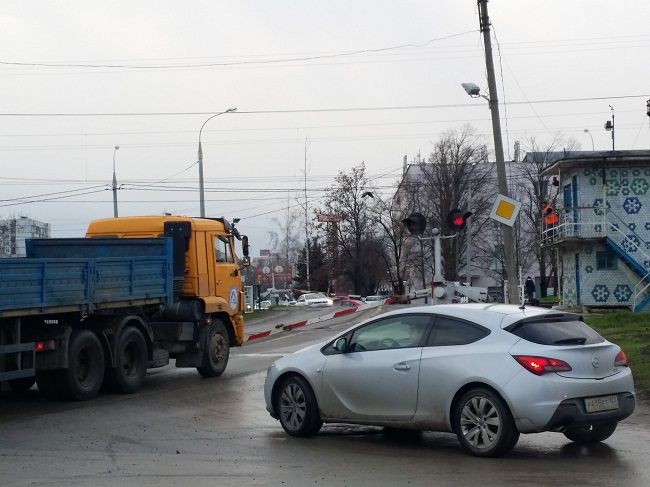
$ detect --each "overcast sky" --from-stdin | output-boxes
[1,0,649,252]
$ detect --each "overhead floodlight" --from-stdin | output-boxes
[461,82,481,97]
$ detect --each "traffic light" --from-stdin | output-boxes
[447,209,472,231]
[401,212,427,236]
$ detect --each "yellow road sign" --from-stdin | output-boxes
[489,194,522,227]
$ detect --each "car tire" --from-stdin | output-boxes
[197,320,229,378]
[453,388,520,457]
[275,375,323,437]
[59,329,105,401]
[106,326,148,394]
[563,422,617,444]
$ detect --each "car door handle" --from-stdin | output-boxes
[393,363,411,371]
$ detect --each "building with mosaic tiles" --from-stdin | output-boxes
[541,150,650,311]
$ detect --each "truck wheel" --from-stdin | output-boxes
[106,326,148,394]
[60,330,105,401]
[8,377,36,394]
[197,320,229,378]
[36,371,63,400]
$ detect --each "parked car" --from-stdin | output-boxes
[265,304,635,457]
[294,292,333,307]
[255,300,272,310]
[364,295,385,304]
[337,299,364,307]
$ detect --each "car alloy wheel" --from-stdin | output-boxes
[454,388,519,457]
[275,375,322,437]
[460,396,502,449]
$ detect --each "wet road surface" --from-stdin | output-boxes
[1,310,649,486]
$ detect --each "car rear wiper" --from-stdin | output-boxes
[553,337,587,345]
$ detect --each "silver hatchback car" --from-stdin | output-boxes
[264,304,635,457]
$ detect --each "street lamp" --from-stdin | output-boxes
[461,81,518,304]
[583,129,595,151]
[197,107,237,217]
[112,145,120,217]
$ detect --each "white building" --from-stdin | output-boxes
[0,217,51,258]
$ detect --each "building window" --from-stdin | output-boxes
[596,251,617,270]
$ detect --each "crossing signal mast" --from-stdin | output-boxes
[401,210,486,304]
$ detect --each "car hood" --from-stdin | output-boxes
[273,341,326,368]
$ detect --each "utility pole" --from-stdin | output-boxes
[478,0,519,304]
[466,183,472,286]
[112,145,120,217]
[303,139,311,290]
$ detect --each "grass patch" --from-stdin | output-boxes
[584,311,650,398]
[539,295,559,304]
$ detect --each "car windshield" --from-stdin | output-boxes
[307,293,326,299]
[505,318,604,346]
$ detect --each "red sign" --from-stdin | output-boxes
[318,214,342,223]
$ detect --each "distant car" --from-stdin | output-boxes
[364,295,385,304]
[295,292,333,307]
[337,299,364,307]
[265,304,635,457]
[255,300,272,310]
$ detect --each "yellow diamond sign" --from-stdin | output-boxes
[489,194,522,227]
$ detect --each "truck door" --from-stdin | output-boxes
[212,235,242,313]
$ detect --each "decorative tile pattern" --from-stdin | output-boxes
[585,246,593,254]
[593,198,611,215]
[644,260,650,269]
[622,235,641,253]
[645,222,650,231]
[623,197,642,214]
[621,169,630,177]
[589,176,598,185]
[630,178,649,195]
[613,285,633,302]
[585,265,594,273]
[591,284,610,302]
[584,168,592,176]
[629,222,637,231]
[606,179,620,196]
[632,168,641,177]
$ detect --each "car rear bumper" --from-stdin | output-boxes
[502,367,635,433]
[543,391,635,431]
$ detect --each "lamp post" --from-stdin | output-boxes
[459,0,519,304]
[112,145,120,217]
[197,107,237,218]
[604,105,615,151]
[583,129,595,151]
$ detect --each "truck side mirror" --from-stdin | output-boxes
[241,235,249,257]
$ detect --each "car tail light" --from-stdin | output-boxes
[512,355,572,375]
[34,340,56,352]
[614,350,629,367]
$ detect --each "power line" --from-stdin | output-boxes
[0,94,647,118]
[0,30,478,70]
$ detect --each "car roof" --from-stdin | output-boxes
[373,304,575,329]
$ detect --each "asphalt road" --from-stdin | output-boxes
[1,308,649,486]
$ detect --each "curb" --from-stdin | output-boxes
[245,305,370,342]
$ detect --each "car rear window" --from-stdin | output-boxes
[505,318,604,345]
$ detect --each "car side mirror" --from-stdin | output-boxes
[333,337,347,353]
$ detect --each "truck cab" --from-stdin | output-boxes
[86,215,249,344]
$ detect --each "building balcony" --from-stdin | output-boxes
[541,206,611,246]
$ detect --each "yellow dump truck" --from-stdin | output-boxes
[0,215,249,400]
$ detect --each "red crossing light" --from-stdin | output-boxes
[447,209,472,231]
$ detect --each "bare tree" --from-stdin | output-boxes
[420,126,489,281]
[518,136,579,296]
[321,162,380,295]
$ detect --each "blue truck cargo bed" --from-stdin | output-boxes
[0,238,173,318]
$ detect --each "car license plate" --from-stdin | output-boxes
[585,395,619,413]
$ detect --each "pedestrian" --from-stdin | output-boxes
[542,201,559,242]
[525,276,535,303]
